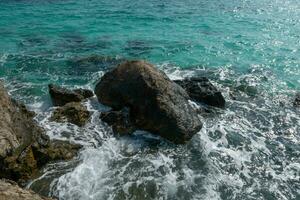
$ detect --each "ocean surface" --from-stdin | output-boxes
[0,0,299,199]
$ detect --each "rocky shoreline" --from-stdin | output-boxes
[95,60,225,143]
[0,82,81,199]
[1,60,298,199]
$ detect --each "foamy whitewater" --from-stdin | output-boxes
[0,0,299,199]
[21,64,298,200]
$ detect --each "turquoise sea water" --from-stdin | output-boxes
[0,0,299,200]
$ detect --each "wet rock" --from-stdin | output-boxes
[100,108,135,135]
[0,82,42,181]
[95,60,202,144]
[48,84,93,106]
[50,102,90,127]
[0,82,81,183]
[293,92,300,107]
[0,179,54,200]
[31,139,82,168]
[174,77,225,108]
[73,88,94,99]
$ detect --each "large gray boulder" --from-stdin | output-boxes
[95,60,202,144]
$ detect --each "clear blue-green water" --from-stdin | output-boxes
[0,0,299,200]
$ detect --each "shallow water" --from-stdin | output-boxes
[0,0,299,200]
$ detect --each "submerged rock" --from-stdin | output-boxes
[174,77,225,108]
[0,179,54,200]
[50,102,90,127]
[48,84,93,106]
[124,40,153,56]
[67,55,125,75]
[100,108,135,135]
[0,82,81,183]
[293,92,300,107]
[95,60,202,144]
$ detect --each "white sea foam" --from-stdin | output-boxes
[25,63,300,200]
[0,54,8,67]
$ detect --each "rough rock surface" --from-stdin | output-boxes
[48,84,93,106]
[50,102,90,127]
[174,77,225,108]
[100,108,135,135]
[294,92,300,107]
[95,60,202,144]
[0,82,81,183]
[0,179,54,200]
[73,88,94,99]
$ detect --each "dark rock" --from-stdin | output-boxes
[100,108,135,135]
[50,102,90,127]
[0,179,54,200]
[31,140,82,168]
[48,84,93,106]
[0,82,81,183]
[174,77,225,108]
[67,55,125,75]
[48,84,83,106]
[73,88,94,99]
[95,60,202,144]
[294,92,300,107]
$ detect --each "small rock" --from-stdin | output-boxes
[174,77,225,108]
[100,108,135,135]
[95,60,202,144]
[48,84,93,106]
[294,92,300,107]
[73,88,94,99]
[50,102,90,127]
[32,140,82,168]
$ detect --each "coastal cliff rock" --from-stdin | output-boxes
[95,60,202,144]
[0,179,54,200]
[48,84,93,106]
[50,102,90,127]
[174,77,225,108]
[0,82,81,183]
